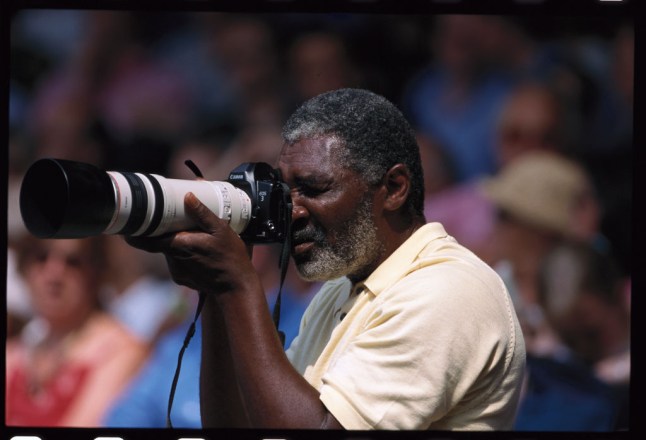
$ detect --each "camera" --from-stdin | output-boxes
[19,158,291,244]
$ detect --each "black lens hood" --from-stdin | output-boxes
[19,158,116,238]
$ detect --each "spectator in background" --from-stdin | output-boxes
[422,80,579,262]
[494,81,578,168]
[514,241,629,431]
[5,236,148,427]
[480,150,603,356]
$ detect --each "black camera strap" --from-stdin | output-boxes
[166,161,292,428]
[272,181,293,348]
[166,291,205,428]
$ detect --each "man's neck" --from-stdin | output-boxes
[347,218,425,285]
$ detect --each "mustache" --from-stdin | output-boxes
[292,226,326,244]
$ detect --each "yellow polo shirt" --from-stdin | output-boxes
[286,223,526,430]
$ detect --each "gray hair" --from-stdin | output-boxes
[282,88,425,218]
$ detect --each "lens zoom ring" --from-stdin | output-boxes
[120,172,148,235]
[140,174,165,236]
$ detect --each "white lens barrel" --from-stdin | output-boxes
[151,177,252,236]
[104,173,252,237]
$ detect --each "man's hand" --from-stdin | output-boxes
[126,192,256,295]
[128,193,341,429]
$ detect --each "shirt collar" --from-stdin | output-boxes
[362,222,450,297]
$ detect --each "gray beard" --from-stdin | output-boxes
[295,193,384,282]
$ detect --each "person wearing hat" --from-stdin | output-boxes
[479,150,627,431]
[480,149,603,356]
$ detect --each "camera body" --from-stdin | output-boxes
[19,158,291,244]
[227,162,291,244]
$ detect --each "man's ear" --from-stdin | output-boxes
[382,164,411,212]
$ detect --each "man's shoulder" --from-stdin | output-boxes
[391,229,512,316]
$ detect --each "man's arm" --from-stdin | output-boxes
[128,193,343,429]
[199,296,250,427]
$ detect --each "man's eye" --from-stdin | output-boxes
[298,186,325,197]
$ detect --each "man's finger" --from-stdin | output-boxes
[125,234,174,253]
[184,192,227,233]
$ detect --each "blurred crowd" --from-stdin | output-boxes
[6,11,632,431]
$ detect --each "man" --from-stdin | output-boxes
[127,88,525,430]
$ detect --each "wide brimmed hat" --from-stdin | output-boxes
[480,151,590,236]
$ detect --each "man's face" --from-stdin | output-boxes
[278,136,384,282]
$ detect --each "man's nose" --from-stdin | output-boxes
[291,203,309,223]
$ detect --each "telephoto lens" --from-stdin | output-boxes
[19,158,252,239]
